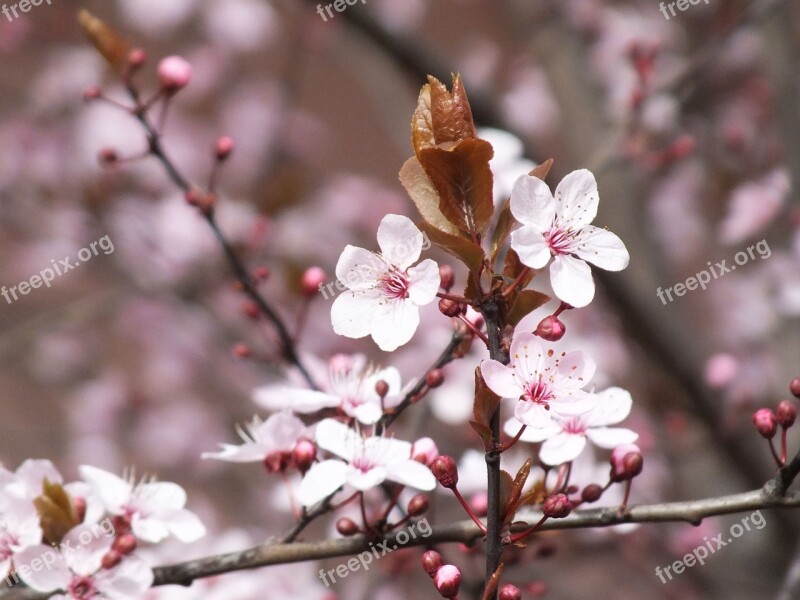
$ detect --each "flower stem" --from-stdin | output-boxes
[452,486,487,533]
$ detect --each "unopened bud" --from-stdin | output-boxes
[777,401,797,428]
[438,298,464,318]
[439,265,455,291]
[301,267,326,296]
[535,315,566,342]
[112,533,137,556]
[101,550,122,570]
[98,148,118,166]
[542,493,571,518]
[158,56,192,93]
[581,484,603,503]
[434,564,461,598]
[83,86,102,101]
[243,301,261,320]
[499,584,522,600]
[72,496,87,523]
[264,451,290,473]
[431,455,458,489]
[184,188,216,213]
[111,516,131,536]
[253,266,270,281]
[232,343,251,359]
[127,48,146,70]
[407,493,429,516]
[610,444,643,482]
[411,437,439,466]
[336,517,359,537]
[421,550,443,578]
[215,136,235,161]
[426,369,445,389]
[791,377,800,399]
[292,439,316,472]
[753,408,778,439]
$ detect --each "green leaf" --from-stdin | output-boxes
[419,222,485,274]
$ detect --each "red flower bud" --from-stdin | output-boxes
[581,484,603,503]
[438,298,464,317]
[215,136,235,161]
[407,493,429,516]
[777,401,797,428]
[232,343,251,359]
[112,533,137,555]
[790,377,800,399]
[439,265,455,291]
[98,148,118,166]
[292,439,316,472]
[83,86,102,101]
[375,379,389,398]
[301,267,326,296]
[421,550,443,578]
[158,56,192,93]
[111,516,131,536]
[542,493,572,518]
[127,48,146,70]
[431,455,458,489]
[101,550,122,570]
[336,518,359,537]
[610,444,643,482]
[499,584,522,600]
[434,564,461,598]
[535,315,566,342]
[753,408,778,439]
[426,369,445,389]
[243,301,261,320]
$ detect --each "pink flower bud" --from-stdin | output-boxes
[753,408,778,439]
[791,377,800,399]
[215,136,235,161]
[264,451,290,473]
[127,48,146,70]
[535,315,566,342]
[777,401,797,428]
[336,518,359,537]
[232,343,251,359]
[301,266,326,296]
[434,564,461,598]
[431,455,458,489]
[439,265,455,291]
[158,56,192,93]
[112,533,137,556]
[83,86,102,101]
[101,550,122,570]
[421,550,443,578]
[610,443,643,482]
[253,266,270,281]
[292,439,316,472]
[542,493,571,518]
[243,301,261,321]
[581,484,603,503]
[499,584,522,600]
[98,148,118,166]
[407,493,429,516]
[528,581,548,597]
[72,496,87,523]
[426,369,445,388]
[412,437,439,466]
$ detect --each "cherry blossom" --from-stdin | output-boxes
[78,466,206,544]
[507,387,639,465]
[253,354,409,425]
[481,333,596,430]
[15,524,153,600]
[297,419,435,506]
[331,214,440,351]
[509,169,629,307]
[201,411,307,463]
[0,494,42,580]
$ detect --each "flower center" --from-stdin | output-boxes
[68,575,97,600]
[377,267,410,300]
[546,228,575,255]
[522,378,554,409]
[351,455,375,473]
[0,532,17,560]
[561,417,587,435]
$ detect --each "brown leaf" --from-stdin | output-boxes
[399,158,459,235]
[463,271,483,303]
[428,74,476,146]
[498,469,514,518]
[490,202,516,265]
[472,367,501,449]
[34,480,80,545]
[481,564,505,600]
[529,158,554,181]
[506,289,550,327]
[78,9,129,71]
[469,419,494,451]
[503,459,532,522]
[419,222,485,274]
[411,84,436,160]
[419,139,495,236]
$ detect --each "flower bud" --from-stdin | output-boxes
[426,369,445,389]
[158,56,192,93]
[438,298,463,318]
[127,48,146,70]
[535,315,566,342]
[292,439,316,472]
[101,550,122,570]
[499,584,522,600]
[581,484,603,503]
[610,444,643,482]
[264,451,290,473]
[112,533,137,555]
[753,408,777,439]
[254,266,270,281]
[301,267,326,296]
[375,379,389,398]
[777,401,797,428]
[98,148,118,166]
[184,188,215,213]
[542,493,571,518]
[336,518,359,537]
[439,265,455,291]
[407,493,429,516]
[791,377,800,399]
[434,564,461,598]
[72,496,87,523]
[412,437,439,466]
[215,136,235,161]
[83,86,102,101]
[243,301,261,321]
[111,516,131,536]
[421,550,443,578]
[528,581,548,597]
[431,455,458,489]
[232,343,251,359]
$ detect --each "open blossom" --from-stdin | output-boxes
[79,466,205,544]
[0,494,42,580]
[201,411,307,463]
[481,333,595,430]
[15,524,153,600]
[297,419,435,506]
[254,354,409,425]
[508,387,639,465]
[509,169,629,307]
[331,214,440,351]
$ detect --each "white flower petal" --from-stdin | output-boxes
[509,174,556,230]
[94,556,154,600]
[297,460,348,506]
[165,509,206,542]
[132,515,170,543]
[79,466,132,515]
[335,245,385,291]
[331,291,378,339]
[201,443,267,462]
[510,225,552,269]
[253,385,341,413]
[514,421,560,443]
[585,387,633,427]
[514,401,554,428]
[586,427,639,448]
[550,254,595,307]
[550,391,597,416]
[540,432,587,465]
[407,259,441,305]
[572,225,630,271]
[134,482,187,514]
[553,169,599,230]
[370,300,420,352]
[352,403,383,425]
[14,545,70,591]
[315,418,356,460]
[556,351,596,389]
[377,214,423,269]
[346,466,388,491]
[480,360,521,398]
[386,460,436,490]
